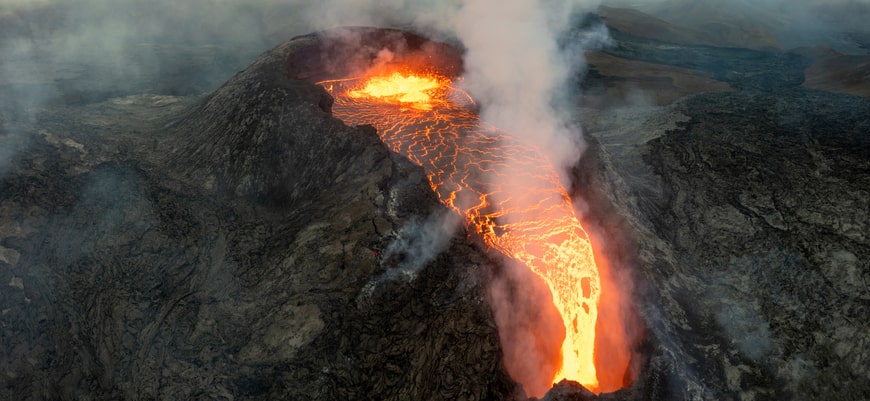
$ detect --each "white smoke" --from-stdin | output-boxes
[357,209,461,308]
[382,209,463,281]
[452,0,599,182]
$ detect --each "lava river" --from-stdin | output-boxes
[319,70,617,395]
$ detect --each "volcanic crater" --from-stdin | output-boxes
[2,21,869,401]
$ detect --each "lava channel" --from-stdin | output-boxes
[319,69,620,395]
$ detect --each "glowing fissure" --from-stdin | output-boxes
[320,71,603,392]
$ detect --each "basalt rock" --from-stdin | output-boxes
[573,86,870,400]
[0,30,516,401]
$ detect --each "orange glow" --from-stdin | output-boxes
[347,72,449,110]
[319,70,624,396]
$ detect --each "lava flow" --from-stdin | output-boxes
[319,69,617,394]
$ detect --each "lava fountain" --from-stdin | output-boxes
[319,64,628,395]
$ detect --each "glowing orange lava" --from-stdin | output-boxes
[320,70,613,395]
[347,72,450,110]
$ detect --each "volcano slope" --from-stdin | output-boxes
[1,26,869,401]
[570,28,870,401]
[0,30,517,400]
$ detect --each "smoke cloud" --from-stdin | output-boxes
[356,209,462,309]
[382,209,463,281]
[448,2,615,397]
[488,258,567,398]
[452,0,597,182]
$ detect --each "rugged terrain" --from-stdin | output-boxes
[1,20,869,401]
[0,31,517,401]
[570,27,870,400]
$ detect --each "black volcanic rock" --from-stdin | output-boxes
[0,30,515,401]
[576,85,870,400]
[164,27,464,204]
[163,39,355,203]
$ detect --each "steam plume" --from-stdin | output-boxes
[452,0,594,182]
[383,209,462,281]
[449,1,612,397]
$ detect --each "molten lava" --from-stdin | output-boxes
[347,72,450,111]
[320,70,616,394]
